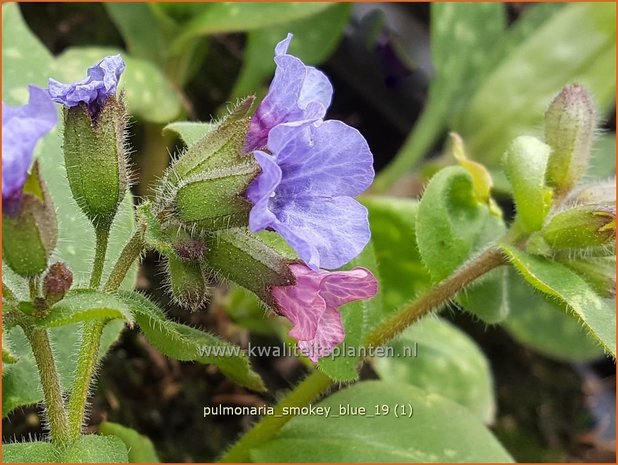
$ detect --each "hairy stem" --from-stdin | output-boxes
[28,276,40,300]
[221,246,506,460]
[90,226,111,289]
[219,371,333,462]
[365,247,506,347]
[23,327,69,445]
[103,231,144,293]
[66,320,104,442]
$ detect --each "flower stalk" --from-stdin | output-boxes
[22,327,69,445]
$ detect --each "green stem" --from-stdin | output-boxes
[219,371,333,463]
[372,97,447,194]
[90,226,111,289]
[29,276,40,300]
[23,327,69,445]
[364,246,506,348]
[220,247,506,460]
[65,231,144,441]
[66,320,104,442]
[103,231,144,293]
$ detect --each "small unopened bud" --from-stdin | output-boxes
[564,179,616,207]
[543,204,615,251]
[43,262,73,305]
[545,84,596,192]
[2,163,57,277]
[165,254,210,310]
[62,96,130,228]
[160,99,258,231]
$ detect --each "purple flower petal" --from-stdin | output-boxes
[244,34,333,152]
[2,86,57,212]
[48,54,125,118]
[271,264,378,362]
[247,121,374,270]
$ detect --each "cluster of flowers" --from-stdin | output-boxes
[2,35,377,362]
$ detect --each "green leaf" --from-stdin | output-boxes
[372,318,495,423]
[501,245,616,356]
[2,441,56,463]
[317,242,384,381]
[252,381,513,462]
[35,289,134,329]
[372,2,507,192]
[99,422,159,463]
[416,166,508,323]
[118,290,266,392]
[163,121,215,146]
[104,3,171,67]
[459,2,616,164]
[3,435,128,463]
[431,3,507,112]
[230,3,351,99]
[503,272,604,362]
[52,46,182,123]
[2,3,133,416]
[173,2,334,52]
[62,435,129,463]
[503,136,553,232]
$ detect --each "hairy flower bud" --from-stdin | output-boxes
[545,84,596,192]
[2,163,58,277]
[62,96,130,228]
[160,99,260,231]
[564,179,616,207]
[542,204,615,252]
[43,262,73,305]
[202,228,294,306]
[164,253,210,310]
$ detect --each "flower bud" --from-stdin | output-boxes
[202,228,294,305]
[159,99,260,231]
[542,204,615,252]
[174,162,259,230]
[564,179,616,207]
[43,262,73,305]
[62,96,130,228]
[164,253,210,310]
[2,163,58,277]
[545,84,596,192]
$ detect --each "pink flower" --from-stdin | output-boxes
[272,264,378,362]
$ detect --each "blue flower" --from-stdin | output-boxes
[2,86,57,213]
[48,54,125,118]
[244,34,333,152]
[247,120,374,271]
